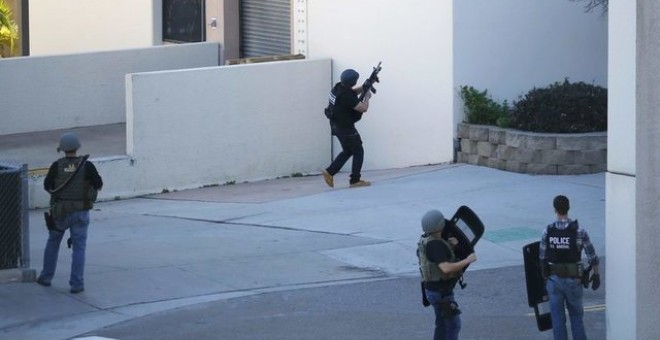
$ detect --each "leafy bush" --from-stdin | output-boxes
[460,80,607,133]
[510,79,607,133]
[459,86,510,128]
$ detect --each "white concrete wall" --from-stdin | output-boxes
[606,1,636,339]
[605,174,635,339]
[28,0,161,56]
[454,0,608,128]
[634,1,660,338]
[0,43,220,135]
[125,59,331,193]
[306,1,454,169]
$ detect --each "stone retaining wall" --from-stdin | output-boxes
[456,123,607,175]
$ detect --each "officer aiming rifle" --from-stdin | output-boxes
[321,62,382,188]
[358,62,382,101]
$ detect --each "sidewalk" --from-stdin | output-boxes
[0,123,126,171]
[0,164,605,340]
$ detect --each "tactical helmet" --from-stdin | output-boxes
[421,209,446,234]
[340,69,359,86]
[57,132,81,152]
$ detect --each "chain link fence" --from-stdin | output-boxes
[0,161,30,271]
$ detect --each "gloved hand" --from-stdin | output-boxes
[590,274,600,290]
[581,267,591,288]
[362,80,373,93]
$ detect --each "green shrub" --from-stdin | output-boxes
[460,80,607,133]
[510,79,607,133]
[459,86,510,128]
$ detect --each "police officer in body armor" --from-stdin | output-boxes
[321,68,373,188]
[418,210,477,340]
[539,195,600,340]
[37,132,103,294]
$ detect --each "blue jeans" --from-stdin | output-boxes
[425,290,461,340]
[546,275,586,340]
[39,210,89,289]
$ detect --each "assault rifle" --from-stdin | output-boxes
[358,62,382,101]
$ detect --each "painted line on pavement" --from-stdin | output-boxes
[526,303,606,317]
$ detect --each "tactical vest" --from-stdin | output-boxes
[545,221,582,277]
[325,84,342,121]
[417,236,458,282]
[331,83,363,129]
[545,221,580,263]
[50,157,92,218]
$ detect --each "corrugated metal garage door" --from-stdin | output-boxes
[240,0,291,58]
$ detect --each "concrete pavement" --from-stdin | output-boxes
[0,123,126,171]
[83,265,605,340]
[0,163,605,339]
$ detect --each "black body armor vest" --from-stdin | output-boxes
[545,221,580,264]
[50,157,93,219]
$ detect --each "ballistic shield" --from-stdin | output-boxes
[523,241,552,331]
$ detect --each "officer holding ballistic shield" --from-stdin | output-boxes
[539,195,600,340]
[417,209,477,340]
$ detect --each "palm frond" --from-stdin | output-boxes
[0,0,18,57]
[0,0,12,26]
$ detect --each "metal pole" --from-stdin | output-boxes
[20,163,30,269]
